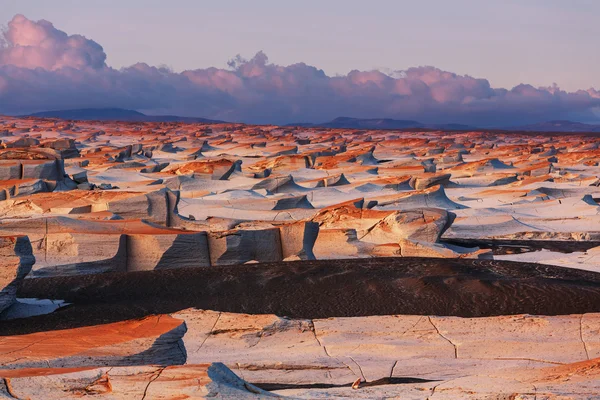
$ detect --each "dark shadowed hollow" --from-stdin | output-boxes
[5,257,600,335]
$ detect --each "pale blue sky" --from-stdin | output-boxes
[2,0,598,91]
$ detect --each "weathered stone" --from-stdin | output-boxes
[126,232,210,271]
[278,221,319,260]
[409,173,452,190]
[208,228,283,266]
[0,363,278,399]
[0,236,35,313]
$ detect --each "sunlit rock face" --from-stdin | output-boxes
[0,116,600,272]
[0,314,187,369]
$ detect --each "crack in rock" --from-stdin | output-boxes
[309,320,360,380]
[428,316,458,359]
[140,367,166,400]
[389,360,398,378]
[487,357,564,365]
[348,356,366,382]
[310,320,331,358]
[427,376,465,400]
[580,314,590,361]
[195,312,221,354]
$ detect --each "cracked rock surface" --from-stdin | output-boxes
[1,309,600,399]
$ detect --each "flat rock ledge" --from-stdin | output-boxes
[1,309,599,399]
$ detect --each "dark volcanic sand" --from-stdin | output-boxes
[5,257,600,335]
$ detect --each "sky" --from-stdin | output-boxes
[1,1,600,125]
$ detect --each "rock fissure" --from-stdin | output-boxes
[580,314,590,361]
[140,367,165,400]
[428,316,458,359]
[310,320,331,358]
[193,312,221,354]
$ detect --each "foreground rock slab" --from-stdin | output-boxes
[1,309,599,399]
[0,363,277,399]
[172,309,600,398]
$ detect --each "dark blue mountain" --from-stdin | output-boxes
[26,108,224,123]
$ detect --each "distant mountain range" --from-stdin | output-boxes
[20,108,600,133]
[290,117,600,132]
[513,120,600,132]
[287,117,477,131]
[25,108,224,124]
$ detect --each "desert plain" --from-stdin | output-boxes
[0,115,599,399]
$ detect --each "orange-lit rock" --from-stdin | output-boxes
[1,116,598,273]
[0,315,186,368]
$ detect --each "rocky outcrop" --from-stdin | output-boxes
[0,236,35,313]
[373,185,466,210]
[360,208,454,244]
[0,218,213,276]
[126,232,211,271]
[0,153,76,198]
[397,239,492,259]
[208,227,283,266]
[278,221,319,260]
[167,158,242,180]
[313,228,373,259]
[409,173,452,190]
[0,213,322,276]
[311,201,475,259]
[106,188,175,225]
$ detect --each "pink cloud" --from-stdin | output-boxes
[0,14,106,70]
[1,15,600,125]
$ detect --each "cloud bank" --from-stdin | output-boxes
[1,14,600,125]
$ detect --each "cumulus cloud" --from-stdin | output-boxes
[0,14,106,70]
[1,14,600,125]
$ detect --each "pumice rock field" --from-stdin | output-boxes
[1,115,600,399]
